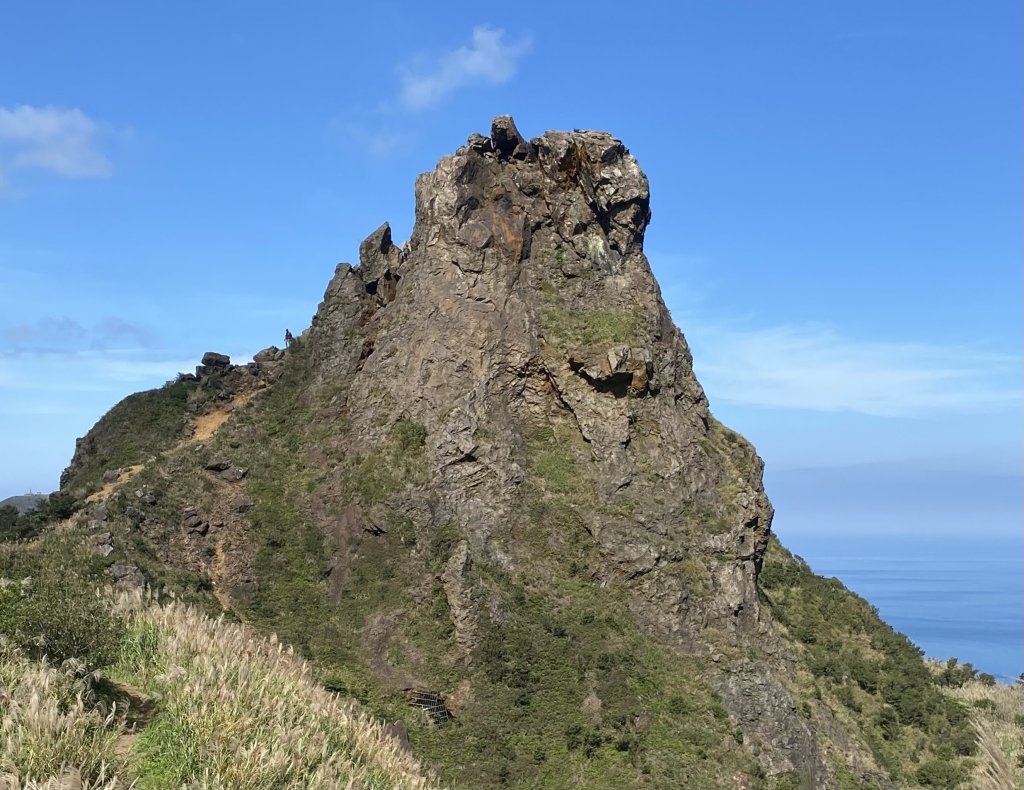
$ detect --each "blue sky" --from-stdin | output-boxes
[1,1,1021,565]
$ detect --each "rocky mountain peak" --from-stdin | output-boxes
[54,118,982,788]
[304,115,772,646]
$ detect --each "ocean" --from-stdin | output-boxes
[782,532,1023,683]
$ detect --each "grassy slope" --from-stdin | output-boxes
[0,539,432,790]
[759,537,979,789]
[61,380,198,497]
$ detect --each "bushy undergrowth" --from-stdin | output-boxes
[0,575,433,789]
[0,496,78,544]
[0,534,123,669]
[0,582,124,670]
[759,537,977,788]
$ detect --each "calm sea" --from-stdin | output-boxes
[786,534,1023,682]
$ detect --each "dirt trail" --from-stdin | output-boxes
[191,389,259,443]
[69,387,265,613]
[108,679,158,758]
[211,539,233,610]
[86,464,145,504]
[74,388,262,522]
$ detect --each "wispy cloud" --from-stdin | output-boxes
[2,316,156,354]
[686,321,1020,417]
[398,26,532,111]
[330,118,407,159]
[0,105,111,185]
[331,26,531,157]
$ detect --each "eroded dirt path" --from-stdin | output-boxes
[79,385,266,610]
[190,389,260,442]
[95,388,262,502]
[86,464,145,504]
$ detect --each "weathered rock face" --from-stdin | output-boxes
[311,116,769,630]
[295,117,830,779]
[51,117,973,788]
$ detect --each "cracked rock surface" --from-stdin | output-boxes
[298,116,836,780]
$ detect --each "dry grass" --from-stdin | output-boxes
[942,678,1024,790]
[0,592,436,790]
[0,646,124,789]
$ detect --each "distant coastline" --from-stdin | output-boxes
[785,531,1023,682]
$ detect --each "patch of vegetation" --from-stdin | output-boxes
[939,666,1024,788]
[759,537,978,787]
[706,414,761,484]
[0,576,125,669]
[526,424,594,500]
[0,530,123,668]
[935,656,996,688]
[0,589,433,789]
[62,379,198,495]
[541,306,643,348]
[0,492,79,542]
[413,563,761,789]
[346,418,430,505]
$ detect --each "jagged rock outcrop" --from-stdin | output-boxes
[59,117,921,788]
[313,116,769,620]
[291,116,829,780]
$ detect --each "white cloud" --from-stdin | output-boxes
[399,26,532,110]
[0,105,111,182]
[686,322,1020,417]
[2,316,155,353]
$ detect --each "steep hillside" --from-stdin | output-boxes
[0,544,433,790]
[44,117,990,789]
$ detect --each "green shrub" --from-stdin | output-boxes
[760,537,977,778]
[0,573,125,668]
[0,494,80,543]
[915,758,966,788]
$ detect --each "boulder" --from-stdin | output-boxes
[109,563,145,588]
[254,346,280,363]
[201,352,231,367]
[219,466,248,482]
[182,512,204,530]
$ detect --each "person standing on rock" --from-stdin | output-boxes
[284,329,294,347]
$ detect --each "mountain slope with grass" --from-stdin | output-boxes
[0,551,432,790]
[6,117,1008,789]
